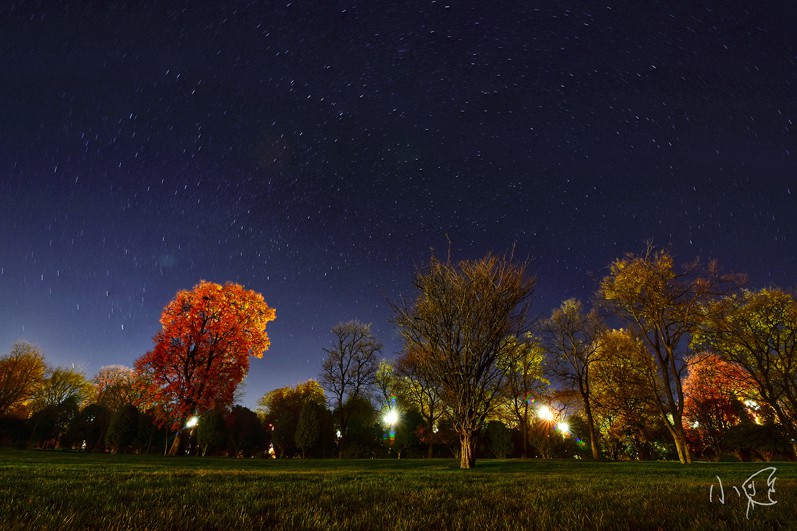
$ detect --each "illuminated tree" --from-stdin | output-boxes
[32,366,95,411]
[134,280,276,455]
[498,332,547,459]
[694,288,797,457]
[93,365,137,412]
[394,252,535,468]
[259,379,326,458]
[591,329,665,460]
[27,366,94,448]
[599,244,737,464]
[374,359,396,412]
[295,399,326,458]
[320,321,381,459]
[0,341,46,417]
[682,352,754,457]
[394,347,446,458]
[542,299,603,460]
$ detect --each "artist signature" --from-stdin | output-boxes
[709,467,777,519]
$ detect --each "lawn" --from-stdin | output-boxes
[0,450,793,530]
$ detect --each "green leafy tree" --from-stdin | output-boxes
[295,399,325,458]
[197,409,227,456]
[336,395,381,458]
[694,288,797,457]
[259,380,326,458]
[28,367,93,449]
[485,420,513,459]
[591,329,666,461]
[32,366,95,412]
[28,395,81,449]
[498,332,548,459]
[599,244,737,464]
[105,404,139,454]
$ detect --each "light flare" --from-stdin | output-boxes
[538,405,554,421]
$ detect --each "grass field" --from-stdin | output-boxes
[0,450,793,530]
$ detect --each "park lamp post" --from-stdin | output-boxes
[537,405,556,458]
[184,416,199,455]
[383,409,399,449]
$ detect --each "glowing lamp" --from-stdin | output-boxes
[538,405,554,422]
[384,409,399,426]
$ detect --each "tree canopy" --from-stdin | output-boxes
[320,320,381,458]
[694,288,797,456]
[134,280,275,454]
[599,244,737,464]
[394,252,535,468]
[0,341,46,417]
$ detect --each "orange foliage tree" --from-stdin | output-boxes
[134,281,276,455]
[682,352,755,457]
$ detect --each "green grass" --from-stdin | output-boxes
[0,450,794,530]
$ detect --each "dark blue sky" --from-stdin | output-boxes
[1,2,795,409]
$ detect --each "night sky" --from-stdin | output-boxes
[1,2,795,409]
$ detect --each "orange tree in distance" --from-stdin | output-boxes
[134,280,276,455]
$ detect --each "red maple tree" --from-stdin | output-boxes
[683,352,754,457]
[134,281,275,454]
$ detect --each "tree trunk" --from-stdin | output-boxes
[459,432,476,469]
[426,442,434,458]
[145,427,154,455]
[583,399,600,461]
[671,425,692,464]
[168,431,183,456]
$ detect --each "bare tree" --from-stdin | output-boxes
[394,252,535,468]
[320,321,381,458]
[541,299,603,460]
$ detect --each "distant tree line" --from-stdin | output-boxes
[2,244,796,467]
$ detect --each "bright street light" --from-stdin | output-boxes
[383,409,399,426]
[537,405,554,422]
[185,416,199,428]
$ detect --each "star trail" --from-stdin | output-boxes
[1,2,795,407]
